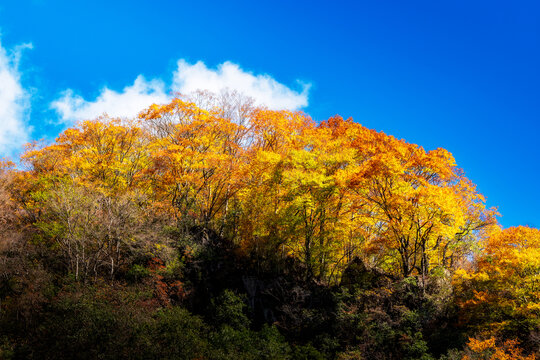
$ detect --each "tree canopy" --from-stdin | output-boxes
[0,93,537,359]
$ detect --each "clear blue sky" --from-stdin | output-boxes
[0,0,538,228]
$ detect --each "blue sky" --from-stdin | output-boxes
[0,0,538,228]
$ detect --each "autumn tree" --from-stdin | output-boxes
[18,118,171,280]
[345,124,495,280]
[22,117,152,194]
[34,182,165,280]
[454,226,540,353]
[461,337,535,360]
[14,96,497,285]
[140,98,247,239]
[270,116,357,281]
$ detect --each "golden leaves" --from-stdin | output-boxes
[20,95,498,282]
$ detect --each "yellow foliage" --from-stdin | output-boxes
[19,96,496,283]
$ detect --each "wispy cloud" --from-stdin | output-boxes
[51,60,310,124]
[0,39,32,157]
[51,75,169,124]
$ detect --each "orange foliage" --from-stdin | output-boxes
[463,337,535,360]
[454,227,540,338]
[18,95,496,283]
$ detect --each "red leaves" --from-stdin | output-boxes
[147,258,187,307]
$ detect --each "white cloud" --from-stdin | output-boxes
[51,60,310,124]
[0,40,32,157]
[172,60,309,110]
[51,75,169,124]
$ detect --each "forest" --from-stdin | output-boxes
[0,91,538,359]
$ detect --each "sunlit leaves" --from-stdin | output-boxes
[453,226,540,354]
[345,124,495,278]
[19,94,496,284]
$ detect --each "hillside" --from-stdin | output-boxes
[0,93,538,359]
